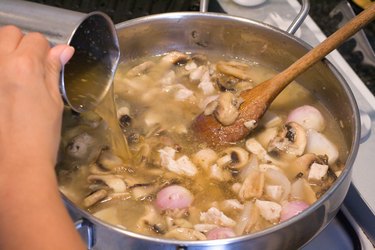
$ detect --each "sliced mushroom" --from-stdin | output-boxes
[245,138,268,160]
[204,99,218,116]
[164,227,207,240]
[97,150,124,171]
[161,51,190,65]
[216,60,252,80]
[137,205,167,235]
[130,183,159,201]
[89,162,112,175]
[287,153,325,180]
[117,106,132,129]
[245,138,289,168]
[191,53,208,65]
[213,92,241,126]
[191,148,218,171]
[126,61,156,77]
[83,189,108,207]
[217,147,249,170]
[215,73,241,91]
[268,122,307,157]
[87,175,127,193]
[65,132,98,161]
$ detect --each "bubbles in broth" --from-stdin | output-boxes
[57,51,347,241]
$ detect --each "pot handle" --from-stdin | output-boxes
[202,0,310,35]
[200,0,210,12]
[75,218,96,250]
[287,0,310,34]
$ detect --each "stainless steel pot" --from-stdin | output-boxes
[64,8,361,250]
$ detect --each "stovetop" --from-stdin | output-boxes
[23,0,375,249]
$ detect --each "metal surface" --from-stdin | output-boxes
[0,0,120,112]
[62,11,360,249]
[200,0,210,12]
[287,0,310,34]
[218,0,375,248]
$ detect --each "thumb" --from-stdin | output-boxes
[45,45,75,101]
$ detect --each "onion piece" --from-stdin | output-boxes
[155,185,194,210]
[280,201,309,222]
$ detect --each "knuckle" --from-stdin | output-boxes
[27,32,49,46]
[0,25,22,36]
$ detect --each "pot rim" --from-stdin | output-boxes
[63,11,361,246]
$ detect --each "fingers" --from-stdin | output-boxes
[45,45,75,102]
[48,45,75,73]
[0,25,23,54]
[0,25,74,106]
[16,32,50,62]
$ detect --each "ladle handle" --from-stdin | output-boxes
[270,3,375,93]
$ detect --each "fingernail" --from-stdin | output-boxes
[60,46,75,66]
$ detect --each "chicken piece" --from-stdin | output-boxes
[158,147,198,176]
[200,207,236,227]
[238,169,265,201]
[255,200,282,223]
[308,162,329,182]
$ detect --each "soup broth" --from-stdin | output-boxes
[58,51,347,240]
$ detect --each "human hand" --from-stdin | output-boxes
[0,25,74,169]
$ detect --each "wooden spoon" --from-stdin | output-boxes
[192,3,375,146]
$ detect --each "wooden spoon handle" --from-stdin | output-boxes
[269,2,375,94]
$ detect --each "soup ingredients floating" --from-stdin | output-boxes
[192,3,375,146]
[58,49,346,241]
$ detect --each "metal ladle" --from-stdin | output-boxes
[0,0,120,113]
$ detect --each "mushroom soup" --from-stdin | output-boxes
[57,51,348,240]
